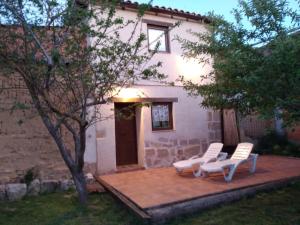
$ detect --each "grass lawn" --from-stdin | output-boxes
[0,181,300,225]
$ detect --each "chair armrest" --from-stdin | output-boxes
[188,155,200,160]
[206,157,217,163]
[217,152,228,161]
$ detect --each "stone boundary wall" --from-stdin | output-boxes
[145,110,222,168]
[0,179,75,202]
[0,76,73,183]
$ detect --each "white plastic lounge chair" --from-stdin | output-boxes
[199,142,258,182]
[173,143,227,177]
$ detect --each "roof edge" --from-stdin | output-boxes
[81,1,211,23]
[120,1,210,23]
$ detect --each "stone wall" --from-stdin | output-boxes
[0,76,71,183]
[144,138,207,168]
[0,179,75,202]
[144,110,222,168]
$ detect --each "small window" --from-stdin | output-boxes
[151,103,173,131]
[147,25,170,52]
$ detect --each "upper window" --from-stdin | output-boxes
[147,25,170,53]
[151,102,173,131]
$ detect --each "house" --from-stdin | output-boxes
[83,1,223,174]
[0,1,222,183]
[0,2,275,184]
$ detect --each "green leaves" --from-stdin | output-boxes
[137,3,151,17]
[51,48,61,64]
[0,0,165,124]
[180,0,300,126]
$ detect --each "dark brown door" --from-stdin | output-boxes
[115,103,138,166]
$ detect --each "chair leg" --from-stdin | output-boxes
[193,168,203,177]
[223,165,237,182]
[176,168,183,173]
[249,154,258,173]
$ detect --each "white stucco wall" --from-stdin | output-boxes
[85,7,221,174]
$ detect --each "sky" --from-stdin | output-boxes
[135,0,299,23]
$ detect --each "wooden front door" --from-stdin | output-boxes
[115,103,138,166]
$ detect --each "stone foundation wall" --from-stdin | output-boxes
[144,110,222,168]
[144,138,208,168]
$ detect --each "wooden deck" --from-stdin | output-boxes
[97,156,300,222]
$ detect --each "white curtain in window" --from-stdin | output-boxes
[152,105,169,122]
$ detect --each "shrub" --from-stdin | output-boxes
[254,131,300,157]
[22,167,40,185]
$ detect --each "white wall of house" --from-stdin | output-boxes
[85,7,221,174]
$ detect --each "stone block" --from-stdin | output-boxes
[212,122,221,131]
[0,185,6,201]
[180,140,187,146]
[158,137,169,143]
[41,180,58,194]
[213,111,220,121]
[84,163,97,174]
[162,144,172,148]
[177,149,183,155]
[170,139,178,146]
[215,131,222,140]
[60,180,74,191]
[202,141,208,152]
[179,155,186,160]
[209,132,215,140]
[85,173,95,184]
[27,179,40,196]
[152,142,162,148]
[153,160,162,167]
[189,139,200,145]
[146,158,152,167]
[184,146,200,157]
[208,123,212,129]
[145,149,155,158]
[207,111,213,121]
[157,149,169,158]
[145,141,150,148]
[6,183,27,201]
[170,149,175,156]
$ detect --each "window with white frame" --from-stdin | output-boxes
[147,25,170,52]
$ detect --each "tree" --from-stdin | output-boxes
[178,0,300,128]
[0,0,164,204]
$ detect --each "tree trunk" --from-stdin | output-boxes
[71,169,88,204]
